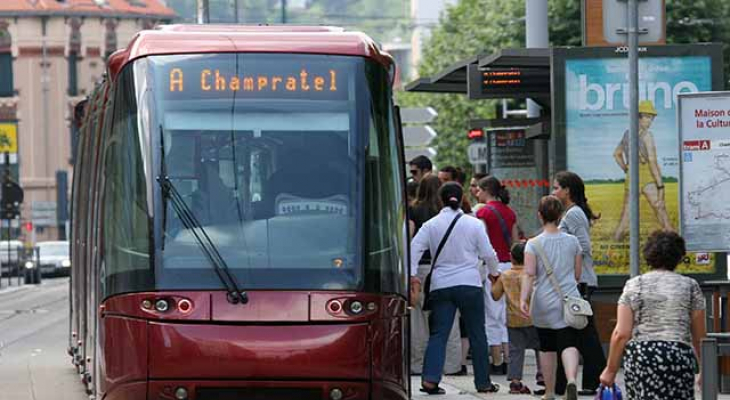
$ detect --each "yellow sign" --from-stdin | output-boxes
[0,123,17,153]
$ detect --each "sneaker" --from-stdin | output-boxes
[508,381,531,394]
[565,382,577,400]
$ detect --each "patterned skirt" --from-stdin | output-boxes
[624,340,697,400]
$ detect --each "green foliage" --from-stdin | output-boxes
[548,0,581,48]
[666,0,730,88]
[397,0,579,170]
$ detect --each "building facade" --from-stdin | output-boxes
[0,0,174,243]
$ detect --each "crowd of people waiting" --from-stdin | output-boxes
[407,155,706,400]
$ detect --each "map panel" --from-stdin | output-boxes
[679,92,730,251]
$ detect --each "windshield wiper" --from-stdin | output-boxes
[157,128,248,305]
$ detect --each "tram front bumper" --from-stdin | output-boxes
[148,380,370,400]
[147,322,371,380]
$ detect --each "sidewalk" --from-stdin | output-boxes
[0,275,25,292]
[410,351,726,399]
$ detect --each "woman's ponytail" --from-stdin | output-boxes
[439,182,463,211]
[478,176,510,205]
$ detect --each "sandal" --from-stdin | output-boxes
[508,382,531,394]
[420,383,446,395]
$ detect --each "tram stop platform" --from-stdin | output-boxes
[409,351,725,399]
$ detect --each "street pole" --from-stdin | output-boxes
[281,0,287,24]
[628,0,640,277]
[526,0,547,116]
[197,0,210,24]
[4,152,9,287]
[526,0,548,193]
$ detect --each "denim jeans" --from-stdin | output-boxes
[422,285,492,390]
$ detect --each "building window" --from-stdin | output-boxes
[0,53,12,97]
[68,52,78,96]
[104,19,117,60]
[0,22,13,97]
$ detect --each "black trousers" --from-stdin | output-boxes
[555,284,607,394]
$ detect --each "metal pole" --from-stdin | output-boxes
[41,19,49,188]
[197,0,210,24]
[628,0,640,277]
[233,0,239,23]
[526,0,549,196]
[702,338,718,400]
[526,0,548,117]
[6,222,9,287]
[281,0,287,24]
[4,152,9,287]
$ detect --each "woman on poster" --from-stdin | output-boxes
[612,100,673,241]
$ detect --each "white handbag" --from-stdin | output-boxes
[531,238,593,330]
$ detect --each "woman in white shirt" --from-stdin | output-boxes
[411,182,501,394]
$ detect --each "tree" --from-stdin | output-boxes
[397,0,579,169]
[666,0,730,87]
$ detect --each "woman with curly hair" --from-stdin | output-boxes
[600,231,706,399]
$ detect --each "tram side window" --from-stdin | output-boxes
[364,64,406,296]
[101,68,152,296]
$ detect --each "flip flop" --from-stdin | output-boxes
[420,386,446,395]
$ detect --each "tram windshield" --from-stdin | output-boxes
[101,53,404,294]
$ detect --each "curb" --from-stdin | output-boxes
[0,284,28,295]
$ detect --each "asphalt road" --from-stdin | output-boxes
[0,278,87,400]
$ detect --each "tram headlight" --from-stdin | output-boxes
[349,300,363,314]
[24,261,34,269]
[61,259,71,267]
[155,299,170,312]
[174,387,188,400]
[329,388,343,400]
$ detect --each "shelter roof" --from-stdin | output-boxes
[405,48,550,95]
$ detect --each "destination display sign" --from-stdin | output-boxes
[157,54,351,101]
[488,128,535,169]
[467,64,550,100]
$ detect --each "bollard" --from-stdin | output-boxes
[703,338,719,400]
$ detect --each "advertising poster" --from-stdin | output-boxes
[678,92,730,252]
[554,45,723,276]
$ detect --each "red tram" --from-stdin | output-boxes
[69,25,409,400]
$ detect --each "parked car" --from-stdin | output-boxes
[37,241,71,277]
[0,240,23,275]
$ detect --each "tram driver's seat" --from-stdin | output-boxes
[260,139,350,219]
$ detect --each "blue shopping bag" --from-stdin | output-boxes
[595,384,623,400]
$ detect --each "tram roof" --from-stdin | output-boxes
[107,24,394,81]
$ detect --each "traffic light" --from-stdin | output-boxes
[24,222,32,232]
[0,172,22,220]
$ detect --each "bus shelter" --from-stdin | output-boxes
[406,44,729,350]
[405,48,551,237]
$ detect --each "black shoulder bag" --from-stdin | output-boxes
[422,213,463,311]
[485,204,512,250]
